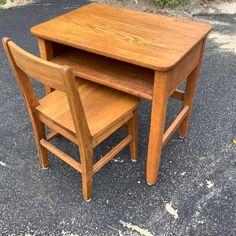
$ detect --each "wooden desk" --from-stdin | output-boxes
[31,3,212,185]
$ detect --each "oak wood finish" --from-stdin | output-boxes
[146,38,207,184]
[46,130,59,141]
[93,135,132,174]
[178,39,207,137]
[168,41,203,95]
[40,138,82,172]
[128,109,138,161]
[40,114,78,144]
[3,38,139,201]
[147,71,170,184]
[31,3,211,186]
[50,46,185,101]
[51,47,154,100]
[31,3,211,71]
[162,105,189,147]
[3,38,49,169]
[38,38,55,94]
[170,89,184,101]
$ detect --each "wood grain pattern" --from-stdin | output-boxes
[38,38,55,94]
[31,3,212,71]
[38,38,54,60]
[146,71,170,184]
[40,138,82,172]
[51,47,154,100]
[162,105,189,147]
[39,114,78,145]
[37,81,139,140]
[178,39,206,137]
[7,39,65,92]
[30,3,211,188]
[170,89,184,101]
[3,38,49,169]
[3,38,140,201]
[46,130,59,141]
[50,46,188,101]
[168,41,202,95]
[128,109,138,161]
[93,135,132,174]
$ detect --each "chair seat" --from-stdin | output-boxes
[36,79,139,140]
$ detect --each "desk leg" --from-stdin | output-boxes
[38,38,54,94]
[146,71,169,185]
[178,66,200,137]
[178,39,206,137]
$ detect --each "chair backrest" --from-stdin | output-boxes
[2,37,92,147]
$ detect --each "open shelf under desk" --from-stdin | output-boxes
[50,47,155,100]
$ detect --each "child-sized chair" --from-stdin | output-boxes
[3,37,139,201]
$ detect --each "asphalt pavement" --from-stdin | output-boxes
[0,0,235,235]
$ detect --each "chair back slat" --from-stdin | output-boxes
[5,39,65,92]
[2,37,92,144]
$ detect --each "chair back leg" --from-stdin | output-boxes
[33,120,49,168]
[128,109,138,162]
[79,146,94,201]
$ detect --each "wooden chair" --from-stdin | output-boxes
[3,37,139,201]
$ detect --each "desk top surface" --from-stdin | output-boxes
[31,3,211,71]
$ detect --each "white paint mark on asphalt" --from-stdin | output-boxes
[206,180,214,189]
[63,6,78,10]
[61,230,79,236]
[0,161,6,166]
[120,220,154,236]
[112,159,124,163]
[180,172,186,176]
[165,203,179,219]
